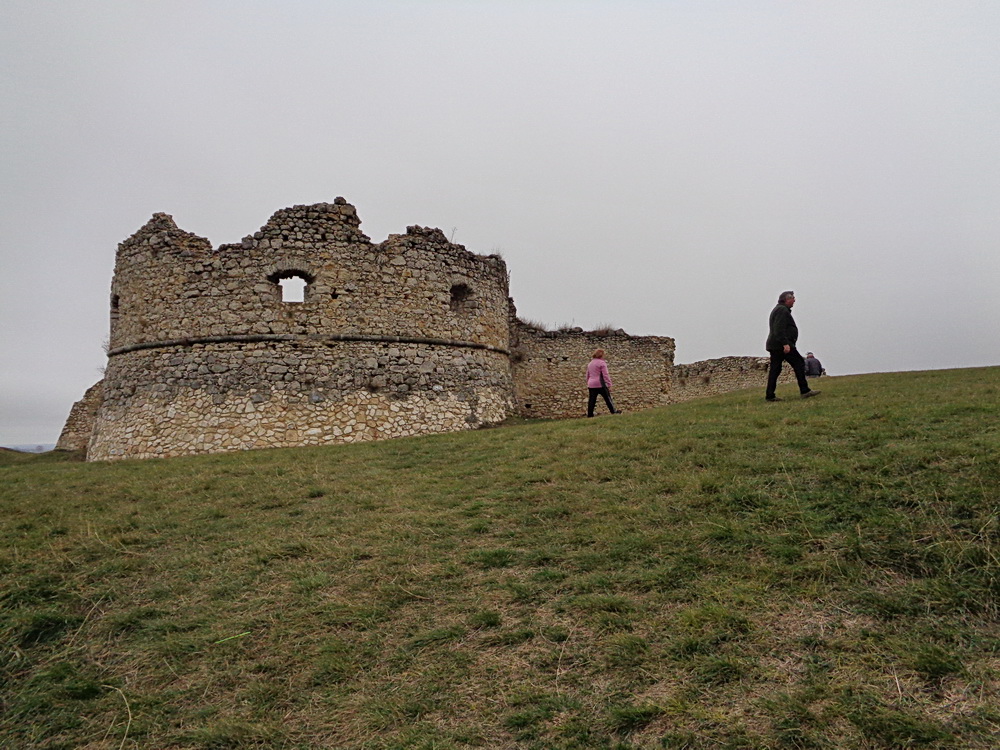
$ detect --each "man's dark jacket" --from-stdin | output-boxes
[766,303,798,353]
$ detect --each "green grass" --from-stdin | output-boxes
[2,367,999,749]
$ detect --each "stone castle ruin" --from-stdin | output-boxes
[58,199,784,460]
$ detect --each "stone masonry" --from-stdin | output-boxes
[55,381,103,452]
[511,321,676,418]
[87,200,511,461]
[62,199,793,460]
[667,356,793,405]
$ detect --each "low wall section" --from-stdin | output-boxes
[511,323,676,418]
[667,356,794,404]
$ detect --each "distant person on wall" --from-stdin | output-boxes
[586,349,619,417]
[804,352,824,378]
[765,291,820,402]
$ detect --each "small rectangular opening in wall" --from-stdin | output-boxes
[450,283,472,311]
[279,277,307,302]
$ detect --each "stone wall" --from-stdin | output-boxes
[510,322,675,419]
[667,356,793,404]
[89,342,509,460]
[108,202,510,352]
[55,381,103,451]
[89,200,513,460]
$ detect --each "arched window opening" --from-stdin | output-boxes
[267,270,314,303]
[450,283,472,312]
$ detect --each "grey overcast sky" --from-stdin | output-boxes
[2,1,999,446]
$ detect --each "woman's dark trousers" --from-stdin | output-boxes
[588,387,616,416]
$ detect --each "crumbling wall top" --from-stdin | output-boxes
[117,213,212,259]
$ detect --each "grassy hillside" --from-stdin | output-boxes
[2,368,999,749]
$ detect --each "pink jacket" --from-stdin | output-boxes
[586,358,612,389]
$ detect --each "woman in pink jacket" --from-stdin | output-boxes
[586,349,618,417]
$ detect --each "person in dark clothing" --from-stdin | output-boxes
[804,352,823,377]
[765,291,820,402]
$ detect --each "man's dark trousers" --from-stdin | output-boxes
[766,348,811,400]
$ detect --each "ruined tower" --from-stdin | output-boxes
[87,199,514,460]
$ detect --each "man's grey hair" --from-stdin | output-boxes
[778,290,795,304]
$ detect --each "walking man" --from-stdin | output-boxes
[765,291,820,402]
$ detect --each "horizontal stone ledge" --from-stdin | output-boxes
[107,333,510,357]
